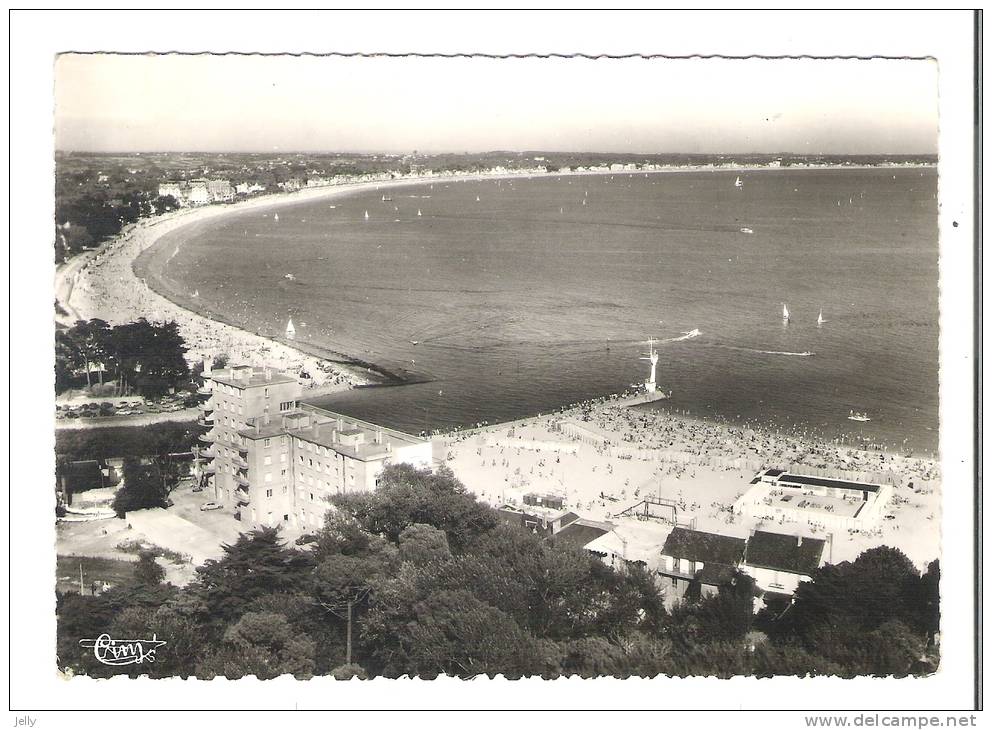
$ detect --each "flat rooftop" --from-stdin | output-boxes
[774,472,882,493]
[208,366,297,389]
[240,410,426,461]
[749,482,866,519]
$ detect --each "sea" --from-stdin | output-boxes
[145,168,939,453]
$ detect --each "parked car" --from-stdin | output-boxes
[199,502,222,511]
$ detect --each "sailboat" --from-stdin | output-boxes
[735,176,743,189]
[417,209,422,217]
[476,195,480,202]
[817,308,825,325]
[782,303,791,322]
[364,210,369,221]
[286,318,296,340]
[273,213,279,222]
[848,410,871,422]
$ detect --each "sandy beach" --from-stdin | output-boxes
[439,393,941,569]
[60,167,941,570]
[61,182,420,390]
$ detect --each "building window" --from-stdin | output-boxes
[283,485,288,494]
[280,453,287,463]
[264,473,272,483]
[264,438,271,448]
[264,455,272,466]
[309,493,314,501]
[266,489,273,498]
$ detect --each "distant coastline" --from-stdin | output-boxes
[73,162,938,417]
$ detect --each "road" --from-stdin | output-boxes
[55,407,200,430]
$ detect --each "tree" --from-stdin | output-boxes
[134,551,166,586]
[65,319,110,388]
[862,620,926,677]
[426,524,663,641]
[781,546,924,650]
[188,528,316,629]
[398,523,451,566]
[196,612,316,679]
[330,663,368,680]
[56,592,118,678]
[312,537,398,667]
[107,604,209,678]
[331,464,497,551]
[107,319,189,397]
[111,457,179,516]
[363,588,538,678]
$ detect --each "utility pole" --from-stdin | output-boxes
[79,563,85,596]
[346,599,353,666]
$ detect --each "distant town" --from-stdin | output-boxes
[55,150,937,261]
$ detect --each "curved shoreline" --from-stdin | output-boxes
[68,163,936,400]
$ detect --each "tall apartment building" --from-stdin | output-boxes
[198,365,432,531]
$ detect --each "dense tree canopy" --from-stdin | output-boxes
[56,465,940,680]
[111,457,184,516]
[55,318,190,397]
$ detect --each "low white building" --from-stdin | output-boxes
[734,470,893,533]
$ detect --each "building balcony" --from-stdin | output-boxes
[232,456,249,470]
[235,474,250,488]
[198,431,216,443]
[197,385,213,396]
[197,415,214,427]
[200,465,216,476]
[236,443,249,455]
[198,401,215,414]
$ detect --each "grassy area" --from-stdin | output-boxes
[115,538,192,565]
[56,555,136,595]
[55,421,202,461]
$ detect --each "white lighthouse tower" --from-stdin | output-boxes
[641,338,659,393]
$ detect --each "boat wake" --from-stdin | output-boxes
[711,344,814,357]
[661,328,702,343]
[753,349,815,357]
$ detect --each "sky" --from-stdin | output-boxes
[54,54,938,155]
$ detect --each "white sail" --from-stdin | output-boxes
[364,210,369,220]
[273,213,279,222]
[782,303,790,321]
[286,318,296,339]
[735,176,743,188]
[417,209,422,216]
[817,308,825,325]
